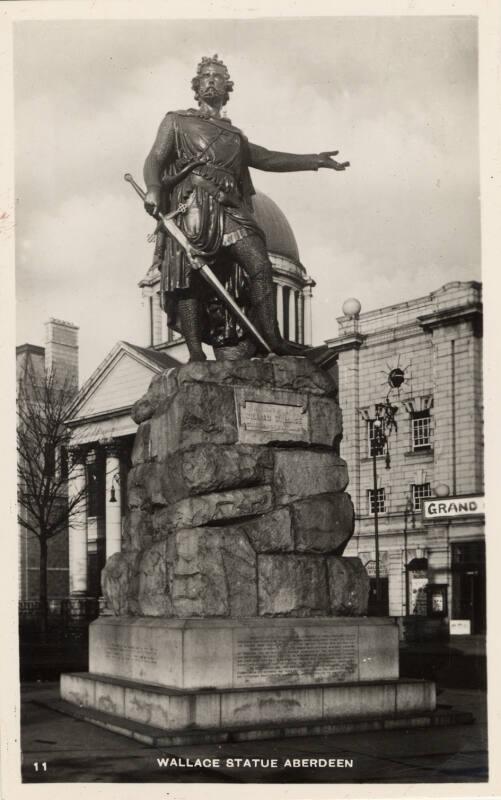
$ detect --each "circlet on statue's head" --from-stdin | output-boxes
[191,54,234,106]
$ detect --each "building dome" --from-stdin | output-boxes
[253,191,301,264]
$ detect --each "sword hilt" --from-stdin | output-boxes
[124,173,188,222]
[124,173,147,203]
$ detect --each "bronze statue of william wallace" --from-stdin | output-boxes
[144,55,349,362]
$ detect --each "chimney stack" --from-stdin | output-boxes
[44,318,79,388]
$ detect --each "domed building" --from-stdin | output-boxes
[138,191,315,358]
[59,190,316,601]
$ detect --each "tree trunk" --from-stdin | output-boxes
[39,537,49,641]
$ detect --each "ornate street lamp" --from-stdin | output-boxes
[360,399,398,612]
[403,496,416,617]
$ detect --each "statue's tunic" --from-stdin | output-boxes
[144,109,320,339]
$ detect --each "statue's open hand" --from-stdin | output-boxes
[318,150,350,171]
[144,187,161,217]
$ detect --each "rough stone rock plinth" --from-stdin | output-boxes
[102,357,369,618]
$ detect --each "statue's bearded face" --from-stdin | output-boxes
[198,63,228,101]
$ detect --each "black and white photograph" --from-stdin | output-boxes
[2,1,500,796]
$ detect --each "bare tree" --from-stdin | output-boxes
[17,365,87,638]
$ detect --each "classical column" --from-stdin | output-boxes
[141,288,154,347]
[289,289,296,342]
[68,453,88,596]
[303,282,314,345]
[105,444,122,560]
[297,290,304,344]
[276,283,284,336]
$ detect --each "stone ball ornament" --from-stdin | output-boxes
[434,483,450,498]
[342,298,362,319]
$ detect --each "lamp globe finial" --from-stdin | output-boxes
[342,298,361,319]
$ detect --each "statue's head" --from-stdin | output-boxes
[192,55,234,106]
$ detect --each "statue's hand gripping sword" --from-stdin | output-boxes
[124,173,271,353]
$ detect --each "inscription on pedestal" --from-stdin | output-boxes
[234,628,358,686]
[235,388,310,445]
[103,641,158,666]
[241,401,306,434]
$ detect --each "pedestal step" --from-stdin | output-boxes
[60,670,440,744]
[53,676,471,746]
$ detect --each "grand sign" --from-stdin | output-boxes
[422,495,484,521]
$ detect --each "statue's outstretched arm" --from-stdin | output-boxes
[248,142,349,172]
[143,114,176,216]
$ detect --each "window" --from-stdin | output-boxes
[411,410,432,451]
[412,482,432,511]
[368,420,385,457]
[368,488,386,514]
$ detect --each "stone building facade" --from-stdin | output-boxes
[326,281,484,632]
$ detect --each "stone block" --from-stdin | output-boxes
[89,618,184,686]
[124,687,176,729]
[137,528,258,618]
[149,383,238,459]
[130,421,152,465]
[258,555,329,616]
[358,619,399,681]
[131,368,179,423]
[94,680,126,717]
[101,551,142,616]
[308,395,343,447]
[221,686,323,728]
[183,627,234,689]
[396,680,436,713]
[127,463,159,509]
[326,557,370,616]
[270,356,337,397]
[165,443,273,502]
[130,444,272,510]
[322,683,397,719]
[137,539,173,617]
[273,450,349,502]
[291,493,354,554]
[152,485,274,534]
[177,358,275,389]
[123,508,154,551]
[60,673,95,708]
[124,686,221,730]
[237,507,294,553]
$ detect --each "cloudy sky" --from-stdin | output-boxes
[14,15,479,382]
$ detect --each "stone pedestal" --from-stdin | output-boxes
[61,357,438,742]
[61,616,436,740]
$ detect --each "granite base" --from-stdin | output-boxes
[60,671,436,742]
[86,616,399,691]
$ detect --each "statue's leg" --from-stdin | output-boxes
[226,234,304,356]
[177,293,207,362]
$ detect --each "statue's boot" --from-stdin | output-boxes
[177,296,207,362]
[250,269,308,357]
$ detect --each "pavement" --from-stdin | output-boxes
[20,682,488,784]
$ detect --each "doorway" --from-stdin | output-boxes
[451,540,486,634]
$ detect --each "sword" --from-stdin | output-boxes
[124,173,272,353]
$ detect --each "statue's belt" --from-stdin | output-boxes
[188,172,242,208]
